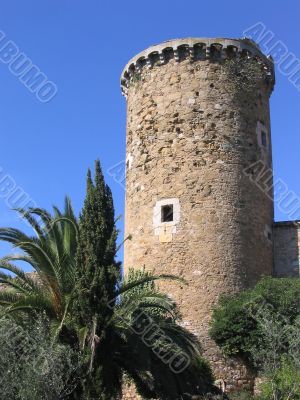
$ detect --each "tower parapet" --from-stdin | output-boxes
[121,38,275,97]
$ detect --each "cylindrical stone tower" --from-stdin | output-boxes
[121,38,275,391]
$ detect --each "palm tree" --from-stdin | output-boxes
[0,164,213,399]
[0,197,78,328]
[0,201,213,399]
[112,268,213,399]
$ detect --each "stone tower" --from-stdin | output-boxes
[121,38,275,391]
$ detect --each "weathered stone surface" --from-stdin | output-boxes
[121,37,275,395]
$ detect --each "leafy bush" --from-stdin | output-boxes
[228,392,254,400]
[0,161,215,399]
[210,277,300,400]
[258,357,300,400]
[0,314,82,400]
[210,277,300,367]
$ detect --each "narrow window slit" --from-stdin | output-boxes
[261,130,267,147]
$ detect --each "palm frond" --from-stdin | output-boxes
[0,198,78,323]
[116,273,185,297]
[0,271,31,293]
[13,208,45,238]
[4,293,54,316]
[0,227,35,246]
[26,207,52,227]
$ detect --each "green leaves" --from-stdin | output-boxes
[0,315,82,400]
[72,160,121,399]
[210,277,300,368]
[0,197,79,321]
[0,160,214,399]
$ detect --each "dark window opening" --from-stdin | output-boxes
[267,232,272,241]
[261,130,267,147]
[161,205,174,222]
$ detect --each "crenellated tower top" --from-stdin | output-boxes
[120,37,275,97]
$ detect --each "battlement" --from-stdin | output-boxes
[121,37,275,96]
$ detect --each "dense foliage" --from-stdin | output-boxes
[251,308,300,400]
[0,196,78,326]
[71,161,121,398]
[210,277,300,400]
[258,357,300,400]
[0,160,214,400]
[72,161,214,399]
[210,277,300,367]
[0,314,81,400]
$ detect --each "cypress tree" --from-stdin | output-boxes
[74,160,121,399]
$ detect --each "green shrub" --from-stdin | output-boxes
[257,357,300,400]
[210,277,300,367]
[210,277,300,400]
[229,391,254,400]
[0,315,82,400]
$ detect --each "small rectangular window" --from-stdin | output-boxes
[267,231,272,241]
[261,130,267,147]
[161,205,173,222]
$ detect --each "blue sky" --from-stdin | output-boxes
[0,0,299,268]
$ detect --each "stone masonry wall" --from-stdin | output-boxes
[274,221,300,277]
[122,38,275,393]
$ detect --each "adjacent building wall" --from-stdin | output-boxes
[274,221,300,277]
